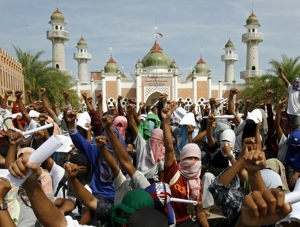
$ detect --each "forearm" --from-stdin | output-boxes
[0,210,16,227]
[248,171,266,191]
[68,178,97,211]
[206,123,215,147]
[275,106,282,130]
[28,95,34,104]
[218,159,244,186]
[266,103,274,134]
[5,145,18,169]
[105,127,134,176]
[99,144,120,179]
[228,95,235,114]
[41,95,56,118]
[85,101,94,112]
[24,182,66,227]
[58,199,75,214]
[193,130,206,143]
[187,133,193,143]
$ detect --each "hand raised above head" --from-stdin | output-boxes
[242,144,266,172]
[64,162,80,180]
[230,88,238,96]
[15,90,23,98]
[95,135,106,148]
[81,93,87,101]
[101,114,114,130]
[39,88,46,95]
[5,90,13,97]
[63,91,69,98]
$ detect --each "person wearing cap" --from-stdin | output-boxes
[276,96,300,191]
[161,102,209,227]
[279,67,300,131]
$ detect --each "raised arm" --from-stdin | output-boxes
[4,130,23,168]
[96,93,103,124]
[26,90,34,104]
[206,114,216,148]
[275,96,286,141]
[101,115,136,177]
[1,90,13,109]
[15,90,31,124]
[95,134,120,179]
[40,88,56,119]
[82,93,94,112]
[228,88,242,126]
[117,95,125,116]
[64,162,98,211]
[278,67,290,88]
[126,103,139,139]
[161,102,177,168]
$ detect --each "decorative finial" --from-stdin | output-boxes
[200,45,203,58]
[56,0,59,9]
[252,3,254,13]
[109,46,113,56]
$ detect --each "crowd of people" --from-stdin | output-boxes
[0,67,299,227]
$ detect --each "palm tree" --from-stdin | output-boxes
[241,55,300,109]
[13,45,79,107]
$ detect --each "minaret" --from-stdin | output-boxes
[73,37,92,82]
[46,8,70,70]
[221,39,238,83]
[240,11,263,83]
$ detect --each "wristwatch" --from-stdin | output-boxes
[227,155,234,161]
[0,203,8,210]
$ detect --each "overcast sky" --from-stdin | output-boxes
[1,0,299,83]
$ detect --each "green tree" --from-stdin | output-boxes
[13,45,79,108]
[241,54,300,108]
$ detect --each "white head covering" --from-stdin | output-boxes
[246,109,262,124]
[76,112,91,130]
[173,107,186,122]
[29,110,40,118]
[220,129,236,149]
[179,112,195,126]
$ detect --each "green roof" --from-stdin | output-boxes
[77,37,87,46]
[141,42,172,67]
[104,56,119,73]
[195,57,209,73]
[51,8,65,22]
[246,12,259,25]
[225,39,234,48]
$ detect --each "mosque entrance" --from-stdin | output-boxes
[146,91,161,107]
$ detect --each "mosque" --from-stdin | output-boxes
[47,9,264,112]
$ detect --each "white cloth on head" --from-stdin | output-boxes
[76,112,91,130]
[246,109,262,124]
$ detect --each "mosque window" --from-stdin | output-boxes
[252,28,255,32]
[55,25,58,30]
[56,64,59,69]
[60,26,62,30]
[252,66,256,70]
[229,51,232,54]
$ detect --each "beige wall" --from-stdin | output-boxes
[106,81,117,99]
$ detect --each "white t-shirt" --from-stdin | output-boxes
[134,133,163,181]
[113,169,150,205]
[287,84,300,116]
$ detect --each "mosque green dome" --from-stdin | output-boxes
[51,8,65,22]
[195,57,209,73]
[141,42,172,67]
[225,39,234,48]
[135,59,144,68]
[246,12,259,25]
[170,59,178,68]
[77,37,87,46]
[104,56,119,73]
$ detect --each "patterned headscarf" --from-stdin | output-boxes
[178,143,202,201]
[112,116,128,140]
[147,128,165,164]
